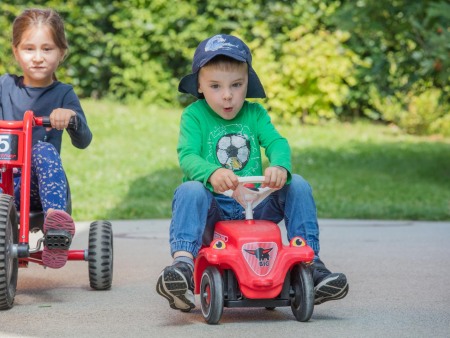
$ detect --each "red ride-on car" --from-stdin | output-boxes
[0,110,113,310]
[193,176,315,324]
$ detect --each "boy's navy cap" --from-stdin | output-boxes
[178,34,266,99]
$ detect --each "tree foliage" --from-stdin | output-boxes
[328,0,450,134]
[0,0,448,135]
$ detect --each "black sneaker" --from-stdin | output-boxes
[156,261,195,311]
[311,258,349,305]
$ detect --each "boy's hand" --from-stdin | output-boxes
[261,166,287,189]
[209,168,239,193]
[49,108,76,130]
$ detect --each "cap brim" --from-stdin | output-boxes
[178,73,202,98]
[247,67,266,99]
[178,66,266,99]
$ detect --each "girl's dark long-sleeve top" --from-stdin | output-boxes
[0,74,92,152]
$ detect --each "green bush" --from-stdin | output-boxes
[369,85,449,135]
[1,0,448,136]
[252,27,360,124]
[430,113,450,137]
[330,0,450,130]
[0,3,21,75]
[403,89,448,135]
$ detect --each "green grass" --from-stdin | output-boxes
[62,99,450,221]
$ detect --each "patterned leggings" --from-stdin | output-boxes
[14,142,67,214]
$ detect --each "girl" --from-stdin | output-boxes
[0,8,92,268]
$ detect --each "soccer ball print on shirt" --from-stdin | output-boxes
[216,133,250,170]
[206,123,261,175]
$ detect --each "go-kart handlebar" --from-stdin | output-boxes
[236,176,266,185]
[223,176,275,220]
[0,112,78,131]
[222,176,269,197]
[39,115,78,131]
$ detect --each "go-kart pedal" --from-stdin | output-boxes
[44,229,72,250]
[41,210,75,269]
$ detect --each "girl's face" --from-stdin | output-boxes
[13,26,65,87]
[198,64,248,120]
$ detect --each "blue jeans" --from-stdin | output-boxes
[14,142,68,214]
[169,174,320,257]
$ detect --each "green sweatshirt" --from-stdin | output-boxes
[178,99,292,191]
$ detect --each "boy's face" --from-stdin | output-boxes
[198,63,248,120]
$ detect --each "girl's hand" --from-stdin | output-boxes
[49,108,76,130]
[261,166,287,189]
[209,168,239,193]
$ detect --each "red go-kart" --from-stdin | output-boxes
[194,176,315,324]
[0,110,113,310]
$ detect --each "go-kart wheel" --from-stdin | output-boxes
[200,266,224,324]
[0,195,18,310]
[88,220,113,290]
[291,263,314,322]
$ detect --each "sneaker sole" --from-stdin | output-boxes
[156,266,195,311]
[42,210,75,269]
[314,273,349,305]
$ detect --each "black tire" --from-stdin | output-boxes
[0,194,18,310]
[200,266,224,324]
[291,263,314,322]
[88,220,113,290]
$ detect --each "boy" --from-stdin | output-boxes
[156,34,348,311]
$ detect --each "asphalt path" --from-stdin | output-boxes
[1,218,449,338]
